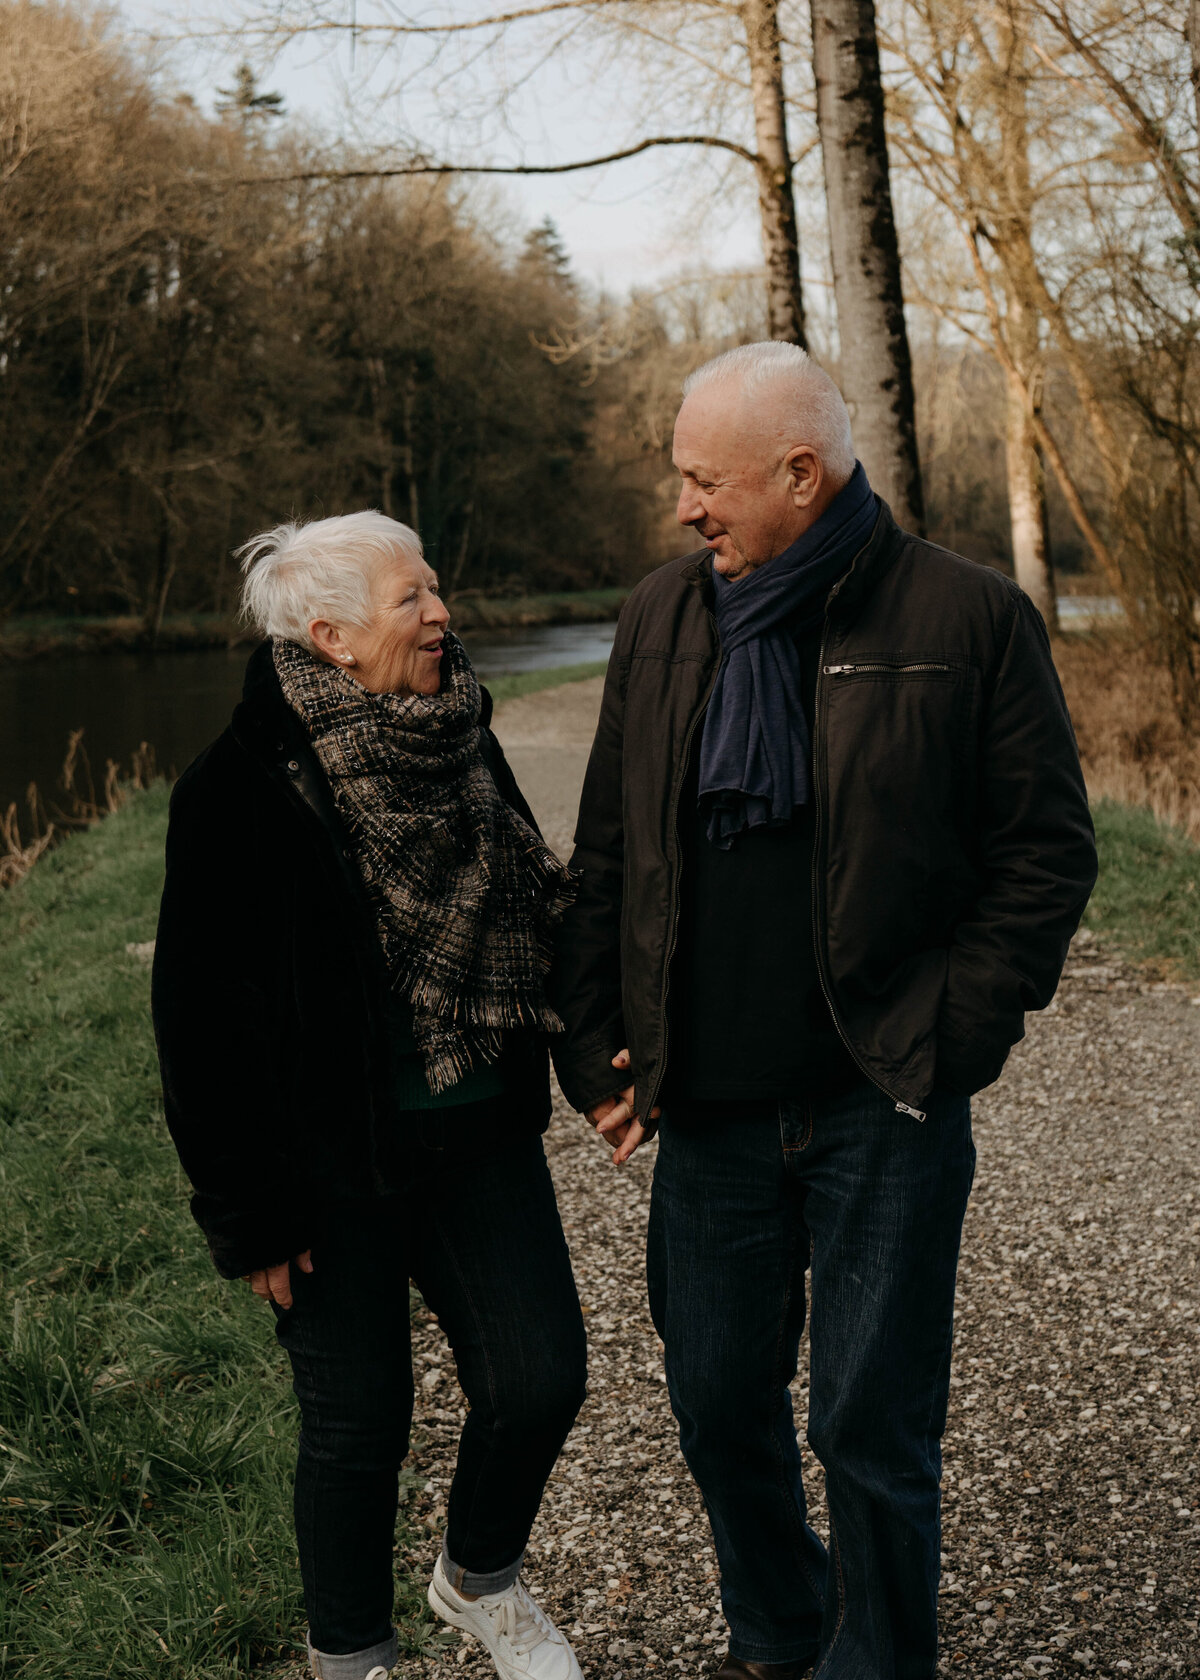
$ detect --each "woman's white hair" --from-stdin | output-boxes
[237,511,423,649]
[682,342,856,483]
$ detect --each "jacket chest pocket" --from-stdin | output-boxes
[821,656,978,823]
[823,659,960,680]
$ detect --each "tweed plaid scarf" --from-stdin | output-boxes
[273,631,575,1095]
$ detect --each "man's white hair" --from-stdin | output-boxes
[682,342,856,482]
[237,510,424,649]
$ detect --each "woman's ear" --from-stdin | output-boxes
[309,619,356,667]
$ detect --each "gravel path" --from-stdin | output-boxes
[405,680,1199,1677]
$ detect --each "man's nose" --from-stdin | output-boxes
[676,482,701,528]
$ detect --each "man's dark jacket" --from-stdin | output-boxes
[151,643,551,1281]
[550,501,1098,1125]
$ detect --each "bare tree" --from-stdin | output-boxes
[811,0,924,529]
[743,0,807,342]
[884,0,1094,621]
[221,0,812,344]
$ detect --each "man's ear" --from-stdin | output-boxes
[784,446,823,509]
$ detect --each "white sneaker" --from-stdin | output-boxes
[428,1555,583,1679]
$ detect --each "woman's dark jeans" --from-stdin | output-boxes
[272,1112,587,1660]
[648,1081,975,1679]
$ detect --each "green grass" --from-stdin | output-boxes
[485,659,608,706]
[1085,798,1200,980]
[0,658,612,1677]
[0,794,444,1679]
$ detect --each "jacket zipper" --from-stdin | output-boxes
[645,613,721,1124]
[812,624,928,1122]
[823,661,952,676]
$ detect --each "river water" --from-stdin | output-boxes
[0,621,616,825]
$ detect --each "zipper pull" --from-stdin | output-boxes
[895,1101,927,1122]
[823,664,855,675]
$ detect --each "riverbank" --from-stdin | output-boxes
[0,590,630,661]
[1055,628,1200,840]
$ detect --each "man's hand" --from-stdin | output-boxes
[243,1250,313,1309]
[587,1050,661,1165]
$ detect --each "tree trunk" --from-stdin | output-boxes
[741,0,808,346]
[400,367,420,531]
[147,500,177,646]
[992,1,1056,624]
[1189,0,1200,158]
[367,354,395,518]
[1004,292,1057,628]
[810,0,924,531]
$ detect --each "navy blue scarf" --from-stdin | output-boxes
[698,462,877,849]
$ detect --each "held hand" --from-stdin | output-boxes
[243,1250,312,1309]
[587,1050,661,1166]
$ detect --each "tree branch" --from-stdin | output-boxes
[247,133,763,184]
[166,0,736,46]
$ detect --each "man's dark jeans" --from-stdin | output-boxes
[272,1113,587,1659]
[647,1081,975,1678]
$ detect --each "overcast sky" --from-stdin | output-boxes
[116,0,765,295]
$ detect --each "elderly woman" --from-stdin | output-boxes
[152,512,587,1680]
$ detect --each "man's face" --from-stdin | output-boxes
[672,386,808,581]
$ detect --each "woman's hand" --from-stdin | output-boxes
[243,1250,313,1309]
[587,1050,661,1166]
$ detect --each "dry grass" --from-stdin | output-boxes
[1054,629,1200,840]
[1,731,159,889]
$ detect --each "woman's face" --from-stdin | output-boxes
[310,551,451,696]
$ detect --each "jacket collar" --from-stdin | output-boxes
[230,641,347,840]
[676,498,907,624]
[232,639,309,762]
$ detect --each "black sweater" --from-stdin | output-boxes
[668,626,857,1103]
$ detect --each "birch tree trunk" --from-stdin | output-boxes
[1004,290,1057,628]
[994,5,1057,626]
[810,0,924,530]
[741,0,808,346]
[1183,0,1189,152]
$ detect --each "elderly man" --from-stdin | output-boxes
[551,342,1097,1679]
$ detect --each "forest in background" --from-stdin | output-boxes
[2,0,1172,628]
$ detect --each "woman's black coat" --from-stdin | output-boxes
[151,642,552,1280]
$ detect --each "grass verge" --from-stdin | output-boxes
[486,660,608,706]
[0,658,611,1677]
[0,795,443,1678]
[1085,799,1200,981]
